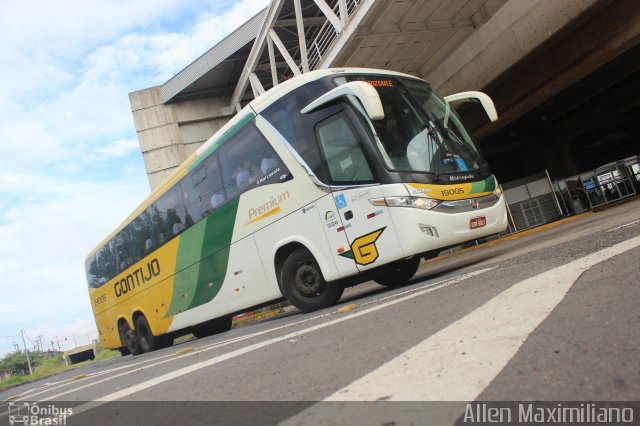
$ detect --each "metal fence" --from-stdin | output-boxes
[502,171,563,233]
[556,156,640,213]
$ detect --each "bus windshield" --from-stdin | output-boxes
[334,75,484,176]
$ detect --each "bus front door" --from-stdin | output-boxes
[315,194,359,278]
[330,186,404,272]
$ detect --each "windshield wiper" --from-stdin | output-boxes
[422,121,442,181]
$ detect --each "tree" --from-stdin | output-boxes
[0,350,43,375]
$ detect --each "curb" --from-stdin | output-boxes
[232,309,285,328]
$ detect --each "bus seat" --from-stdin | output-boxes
[173,222,185,235]
[211,193,224,209]
[260,156,278,174]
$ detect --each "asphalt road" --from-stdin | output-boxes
[2,198,639,425]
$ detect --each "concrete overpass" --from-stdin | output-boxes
[130,0,640,190]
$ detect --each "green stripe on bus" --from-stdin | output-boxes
[471,175,496,194]
[188,197,239,310]
[166,197,240,317]
[188,112,256,172]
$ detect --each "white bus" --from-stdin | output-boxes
[85,68,508,355]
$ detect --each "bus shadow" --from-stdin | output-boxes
[338,251,503,306]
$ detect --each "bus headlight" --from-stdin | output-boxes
[369,196,440,210]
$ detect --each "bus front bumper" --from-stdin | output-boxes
[388,194,509,258]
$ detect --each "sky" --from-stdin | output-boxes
[0,0,269,356]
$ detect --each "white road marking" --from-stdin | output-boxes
[63,268,493,415]
[5,351,186,401]
[34,314,329,402]
[321,235,640,401]
[15,269,482,404]
[608,219,640,232]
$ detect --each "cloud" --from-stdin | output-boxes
[0,0,269,177]
[97,138,140,158]
[0,0,271,357]
[0,174,150,345]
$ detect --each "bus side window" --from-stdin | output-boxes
[261,80,332,184]
[316,113,375,184]
[218,123,289,198]
[183,153,225,221]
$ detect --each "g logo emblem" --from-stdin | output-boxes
[339,227,386,265]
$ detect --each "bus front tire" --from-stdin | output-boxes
[119,321,142,356]
[192,315,233,339]
[374,257,421,287]
[280,249,343,312]
[135,314,162,354]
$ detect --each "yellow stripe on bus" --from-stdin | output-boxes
[89,237,180,348]
[406,183,492,201]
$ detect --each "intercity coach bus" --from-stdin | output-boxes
[85,68,508,355]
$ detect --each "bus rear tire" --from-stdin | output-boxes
[280,249,343,312]
[135,314,162,353]
[374,257,421,287]
[119,321,142,356]
[192,315,233,339]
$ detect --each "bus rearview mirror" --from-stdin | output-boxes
[301,81,384,120]
[444,91,498,122]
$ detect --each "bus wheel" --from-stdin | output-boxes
[135,314,161,353]
[374,257,420,287]
[280,249,343,312]
[192,315,233,339]
[119,321,142,356]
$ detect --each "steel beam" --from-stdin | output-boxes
[228,0,286,111]
[269,29,302,76]
[294,0,310,72]
[312,0,343,32]
[266,34,279,86]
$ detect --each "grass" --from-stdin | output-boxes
[92,348,121,362]
[0,310,286,394]
[0,356,73,392]
[0,347,121,393]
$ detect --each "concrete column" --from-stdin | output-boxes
[129,88,233,191]
[130,87,185,190]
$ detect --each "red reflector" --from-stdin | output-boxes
[367,213,376,219]
[337,226,345,232]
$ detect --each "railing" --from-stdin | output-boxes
[308,0,361,70]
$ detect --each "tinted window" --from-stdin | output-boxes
[86,121,290,287]
[183,154,225,223]
[316,113,374,183]
[261,80,333,183]
[218,123,289,199]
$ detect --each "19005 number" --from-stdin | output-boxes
[441,188,465,197]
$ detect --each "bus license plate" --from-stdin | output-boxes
[470,216,486,229]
